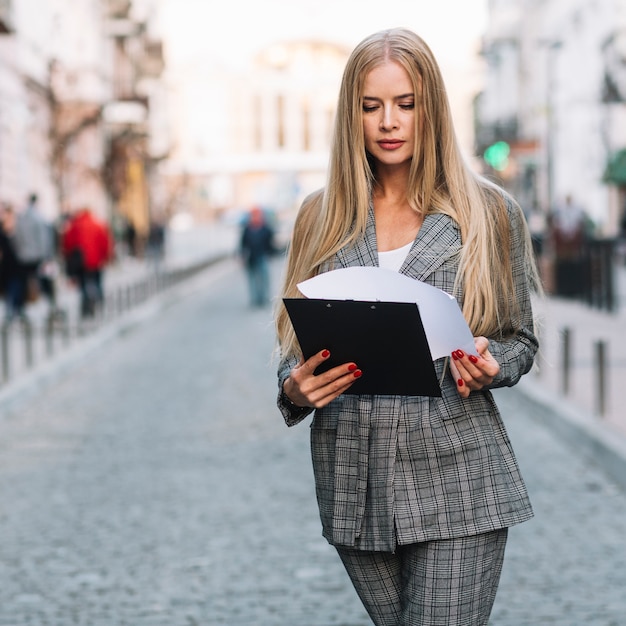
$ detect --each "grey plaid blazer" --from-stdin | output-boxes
[277,200,537,552]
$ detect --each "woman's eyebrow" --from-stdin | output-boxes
[363,93,415,101]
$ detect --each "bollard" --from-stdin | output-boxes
[1,323,9,383]
[594,340,607,417]
[23,319,34,369]
[114,286,121,315]
[45,314,54,357]
[561,327,571,395]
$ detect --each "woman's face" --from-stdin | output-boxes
[362,60,417,169]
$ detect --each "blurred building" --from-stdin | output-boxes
[0,0,169,247]
[163,39,349,223]
[475,0,626,236]
[103,0,170,252]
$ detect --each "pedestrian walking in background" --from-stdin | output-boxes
[146,217,166,264]
[275,28,541,626]
[239,206,275,308]
[61,206,114,318]
[0,203,22,322]
[548,194,591,298]
[10,193,54,320]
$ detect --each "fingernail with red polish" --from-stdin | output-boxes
[353,369,362,378]
[456,350,465,358]
[457,379,464,387]
[469,355,478,364]
[348,363,357,371]
[321,349,330,358]
[452,352,459,361]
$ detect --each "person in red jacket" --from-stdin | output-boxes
[62,207,114,318]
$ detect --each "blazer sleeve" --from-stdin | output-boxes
[277,354,314,426]
[485,199,539,389]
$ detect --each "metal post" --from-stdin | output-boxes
[561,327,571,395]
[595,340,607,417]
[45,314,54,357]
[62,313,70,347]
[544,40,562,214]
[23,319,34,369]
[1,324,9,383]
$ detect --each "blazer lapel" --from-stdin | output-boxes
[399,213,462,282]
[334,208,462,283]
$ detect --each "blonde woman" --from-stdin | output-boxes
[275,28,540,626]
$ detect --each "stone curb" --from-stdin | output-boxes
[0,256,236,418]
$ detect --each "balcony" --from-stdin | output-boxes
[0,0,14,34]
[106,17,142,38]
[140,39,165,79]
[107,0,131,19]
[103,99,148,129]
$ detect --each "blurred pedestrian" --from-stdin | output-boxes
[62,207,114,318]
[550,194,587,298]
[125,220,137,257]
[11,193,54,320]
[240,206,275,307]
[147,217,166,264]
[275,28,540,626]
[0,203,22,322]
[526,203,547,260]
[551,194,586,259]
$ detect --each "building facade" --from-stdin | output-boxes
[104,0,169,250]
[163,38,349,223]
[476,0,626,236]
[0,0,168,249]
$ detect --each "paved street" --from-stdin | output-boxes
[0,257,625,625]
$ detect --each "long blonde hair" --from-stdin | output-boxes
[276,28,540,358]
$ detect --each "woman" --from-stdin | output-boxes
[275,28,540,626]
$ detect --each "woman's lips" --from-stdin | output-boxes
[377,140,405,150]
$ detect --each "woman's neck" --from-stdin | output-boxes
[372,171,424,252]
[372,165,412,204]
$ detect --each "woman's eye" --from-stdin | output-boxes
[363,105,378,113]
[399,103,415,110]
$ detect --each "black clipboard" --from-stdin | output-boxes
[283,298,441,397]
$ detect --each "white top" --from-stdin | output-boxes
[378,241,413,272]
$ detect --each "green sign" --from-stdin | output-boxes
[484,141,510,171]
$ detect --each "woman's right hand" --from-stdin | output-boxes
[283,349,362,409]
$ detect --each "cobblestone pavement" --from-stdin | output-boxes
[0,258,625,625]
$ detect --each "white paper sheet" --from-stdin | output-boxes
[297,267,477,360]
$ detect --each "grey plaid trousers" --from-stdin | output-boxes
[336,529,508,626]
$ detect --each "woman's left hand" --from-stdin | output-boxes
[449,337,500,398]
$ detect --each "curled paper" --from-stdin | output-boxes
[297,266,477,360]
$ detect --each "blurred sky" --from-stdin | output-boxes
[156,0,488,71]
[152,0,490,152]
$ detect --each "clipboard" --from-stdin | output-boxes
[283,298,441,397]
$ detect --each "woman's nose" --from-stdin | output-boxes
[380,106,398,130]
